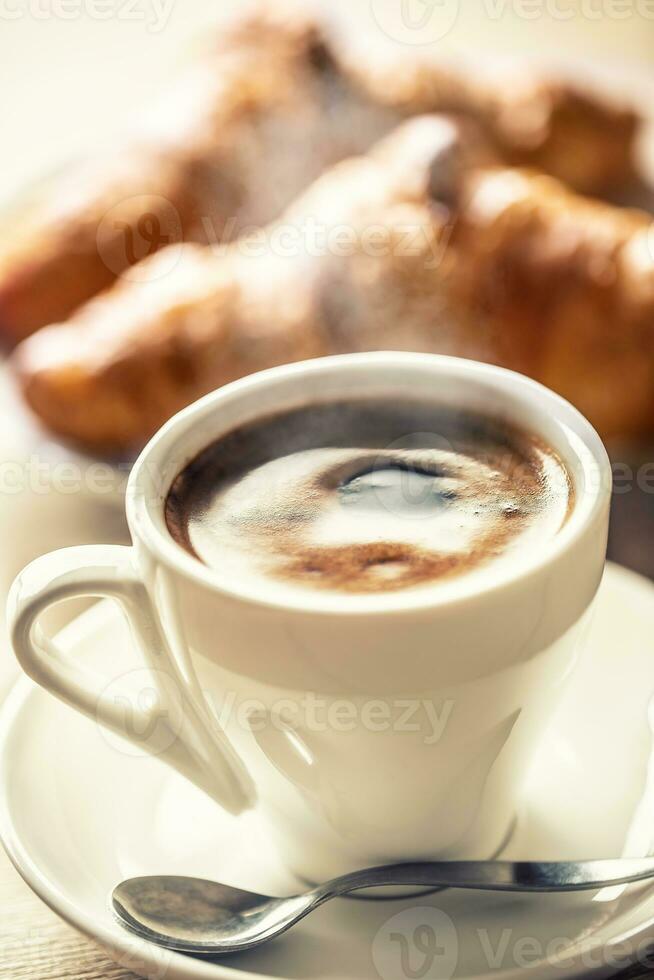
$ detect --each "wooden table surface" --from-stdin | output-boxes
[3,842,654,980]
[0,847,138,979]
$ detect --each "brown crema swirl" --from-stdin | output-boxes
[165,399,573,596]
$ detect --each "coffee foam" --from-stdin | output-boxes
[165,400,572,598]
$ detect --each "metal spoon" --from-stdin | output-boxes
[112,858,654,956]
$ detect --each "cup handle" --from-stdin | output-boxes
[7,544,256,815]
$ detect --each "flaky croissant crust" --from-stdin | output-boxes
[14,115,654,453]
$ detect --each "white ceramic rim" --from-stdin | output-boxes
[127,352,611,616]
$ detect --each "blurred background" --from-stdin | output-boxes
[4,0,654,203]
[3,0,654,698]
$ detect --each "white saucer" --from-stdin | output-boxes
[3,562,654,980]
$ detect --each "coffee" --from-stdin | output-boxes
[165,399,572,597]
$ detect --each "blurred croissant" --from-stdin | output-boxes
[0,1,639,344]
[14,114,654,453]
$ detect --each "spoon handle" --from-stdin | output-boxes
[313,858,654,899]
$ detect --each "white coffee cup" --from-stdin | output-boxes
[7,353,611,882]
